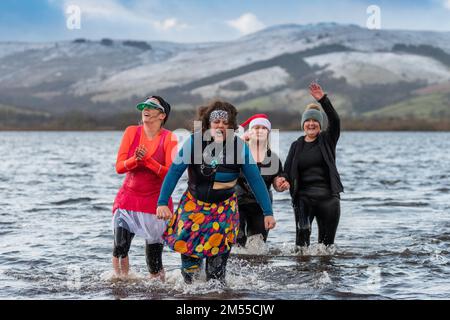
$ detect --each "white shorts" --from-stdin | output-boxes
[112,209,167,244]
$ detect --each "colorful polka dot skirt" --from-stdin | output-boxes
[164,191,239,258]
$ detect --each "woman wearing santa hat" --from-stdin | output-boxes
[236,114,290,247]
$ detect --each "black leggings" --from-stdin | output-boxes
[113,227,164,274]
[180,250,231,284]
[294,195,340,247]
[237,202,268,247]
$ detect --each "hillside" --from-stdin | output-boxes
[364,92,450,119]
[1,23,450,130]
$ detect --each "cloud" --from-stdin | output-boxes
[152,18,188,31]
[60,0,146,23]
[444,0,450,10]
[54,0,188,32]
[227,13,265,35]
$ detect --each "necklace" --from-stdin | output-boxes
[200,146,224,176]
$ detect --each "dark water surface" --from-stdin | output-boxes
[0,131,449,299]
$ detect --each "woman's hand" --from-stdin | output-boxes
[156,206,173,220]
[242,130,251,142]
[264,216,276,230]
[309,82,325,101]
[134,145,147,161]
[274,176,290,192]
[280,180,290,191]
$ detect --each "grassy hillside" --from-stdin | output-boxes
[0,104,51,116]
[238,92,352,115]
[364,92,450,119]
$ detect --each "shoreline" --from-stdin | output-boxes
[1,128,449,132]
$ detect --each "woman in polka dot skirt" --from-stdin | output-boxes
[156,100,275,284]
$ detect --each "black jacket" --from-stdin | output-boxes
[236,149,283,205]
[284,95,344,201]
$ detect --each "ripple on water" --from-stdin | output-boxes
[341,197,374,202]
[379,179,402,186]
[431,233,450,242]
[92,205,110,211]
[56,173,88,179]
[363,201,429,208]
[63,162,92,169]
[2,131,450,299]
[51,198,94,205]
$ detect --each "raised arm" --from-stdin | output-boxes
[309,82,340,144]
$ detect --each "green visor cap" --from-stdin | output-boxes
[136,99,165,112]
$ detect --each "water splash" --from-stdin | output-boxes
[274,243,338,256]
[232,234,269,256]
[316,271,333,286]
[2,131,450,299]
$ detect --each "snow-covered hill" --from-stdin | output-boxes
[1,23,450,116]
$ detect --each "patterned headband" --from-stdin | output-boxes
[209,110,229,122]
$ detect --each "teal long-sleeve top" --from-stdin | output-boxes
[157,134,273,216]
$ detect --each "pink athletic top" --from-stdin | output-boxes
[113,126,176,214]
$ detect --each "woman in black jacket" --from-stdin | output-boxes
[236,115,289,247]
[284,82,344,249]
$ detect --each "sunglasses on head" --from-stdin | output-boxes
[142,99,165,112]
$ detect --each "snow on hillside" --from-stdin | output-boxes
[191,66,290,100]
[305,52,450,86]
[0,42,56,59]
[79,33,318,102]
[73,24,450,103]
[2,23,450,112]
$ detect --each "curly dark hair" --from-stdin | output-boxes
[198,100,239,133]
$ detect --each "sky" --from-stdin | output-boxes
[0,0,449,43]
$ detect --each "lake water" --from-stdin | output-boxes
[0,131,449,300]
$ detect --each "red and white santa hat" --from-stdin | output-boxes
[240,114,271,131]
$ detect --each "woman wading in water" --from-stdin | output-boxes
[112,96,177,280]
[284,83,344,250]
[236,114,289,247]
[156,101,276,284]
